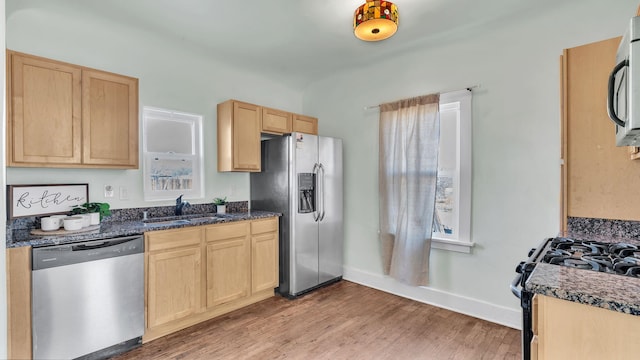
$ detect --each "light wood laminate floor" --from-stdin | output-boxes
[114,281,521,360]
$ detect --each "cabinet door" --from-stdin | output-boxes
[147,246,202,328]
[8,52,82,166]
[217,100,261,172]
[560,37,640,227]
[7,246,32,360]
[251,218,279,293]
[82,69,139,168]
[206,238,249,307]
[536,295,640,358]
[251,232,279,293]
[205,222,250,307]
[292,114,318,135]
[232,101,261,171]
[262,107,292,134]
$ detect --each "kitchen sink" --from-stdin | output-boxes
[143,213,230,227]
[143,219,192,227]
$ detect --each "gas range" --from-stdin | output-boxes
[539,237,640,277]
[510,236,640,360]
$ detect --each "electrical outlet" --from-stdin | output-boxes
[119,186,129,200]
[104,185,114,198]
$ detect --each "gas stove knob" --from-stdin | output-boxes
[515,261,526,273]
[528,248,536,257]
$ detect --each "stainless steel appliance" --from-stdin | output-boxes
[511,237,640,360]
[251,132,343,298]
[608,16,640,146]
[32,235,144,360]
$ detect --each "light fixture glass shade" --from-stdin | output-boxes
[354,1,399,41]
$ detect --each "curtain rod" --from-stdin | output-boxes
[363,84,481,110]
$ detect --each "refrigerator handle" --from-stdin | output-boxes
[313,163,321,222]
[319,163,326,221]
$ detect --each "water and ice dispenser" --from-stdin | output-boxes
[298,173,315,213]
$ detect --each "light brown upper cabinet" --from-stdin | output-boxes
[560,37,640,230]
[217,99,319,172]
[217,100,262,172]
[82,69,138,167]
[261,107,292,134]
[7,51,139,168]
[293,113,318,135]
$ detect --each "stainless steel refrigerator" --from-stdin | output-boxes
[250,132,343,298]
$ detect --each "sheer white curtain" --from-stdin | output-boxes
[379,94,440,286]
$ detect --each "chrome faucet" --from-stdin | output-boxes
[175,195,190,216]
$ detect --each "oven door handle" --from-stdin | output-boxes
[510,273,522,299]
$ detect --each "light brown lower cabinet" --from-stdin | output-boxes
[146,227,203,328]
[205,222,250,307]
[7,246,32,360]
[532,294,640,359]
[144,217,279,342]
[251,218,279,293]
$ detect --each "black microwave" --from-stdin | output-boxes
[608,16,640,146]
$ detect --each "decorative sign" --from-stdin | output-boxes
[7,184,89,219]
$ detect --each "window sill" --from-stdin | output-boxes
[432,237,474,253]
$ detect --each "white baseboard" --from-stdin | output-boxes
[343,266,522,330]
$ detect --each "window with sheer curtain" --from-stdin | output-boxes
[379,90,473,286]
[379,94,441,286]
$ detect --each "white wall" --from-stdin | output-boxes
[5,5,303,208]
[303,0,637,328]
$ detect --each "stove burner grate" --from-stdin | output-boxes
[542,238,640,278]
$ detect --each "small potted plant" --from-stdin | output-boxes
[213,197,227,214]
[71,202,111,224]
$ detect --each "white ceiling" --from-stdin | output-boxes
[7,0,570,88]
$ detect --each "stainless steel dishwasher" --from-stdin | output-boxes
[32,235,144,360]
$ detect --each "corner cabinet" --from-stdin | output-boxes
[7,50,139,169]
[532,295,640,359]
[144,217,279,342]
[217,100,261,172]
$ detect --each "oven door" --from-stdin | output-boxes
[510,241,549,360]
[511,263,535,360]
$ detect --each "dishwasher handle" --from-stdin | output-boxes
[71,238,135,251]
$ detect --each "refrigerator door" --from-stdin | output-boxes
[318,136,343,284]
[290,133,320,295]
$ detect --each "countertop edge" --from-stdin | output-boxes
[8,211,281,248]
[525,263,640,316]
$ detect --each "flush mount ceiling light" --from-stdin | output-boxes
[353,1,399,42]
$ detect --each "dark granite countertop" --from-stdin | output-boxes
[525,228,640,316]
[8,210,280,248]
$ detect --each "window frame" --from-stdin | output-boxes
[431,90,473,253]
[142,106,204,202]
